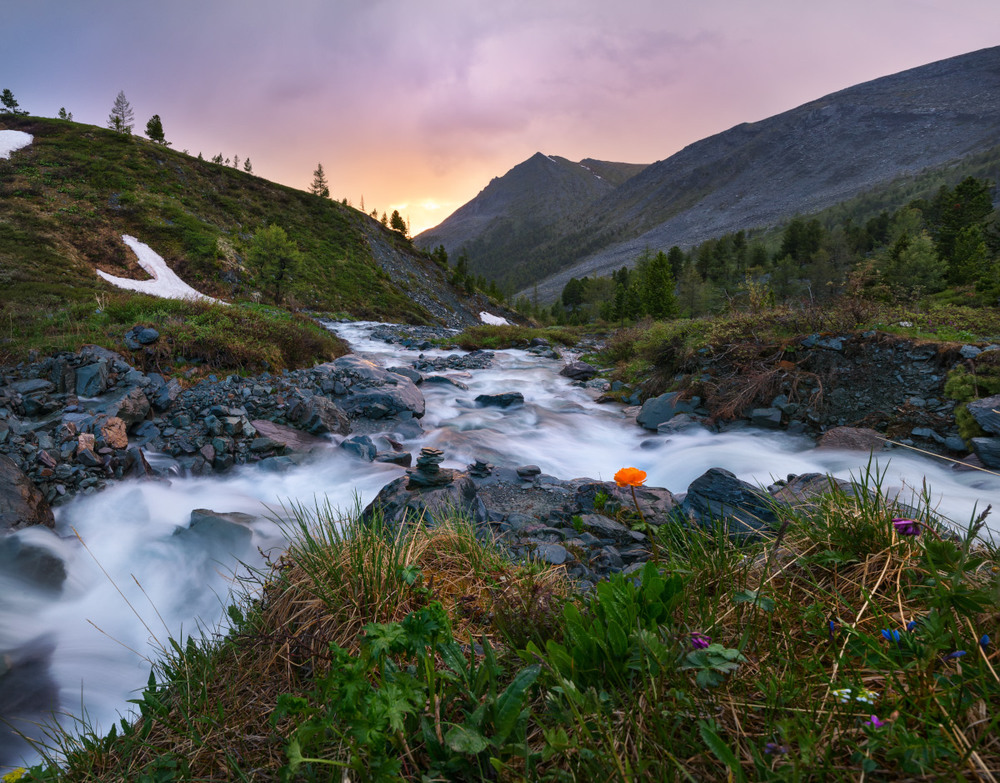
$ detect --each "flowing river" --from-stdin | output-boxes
[2,320,998,769]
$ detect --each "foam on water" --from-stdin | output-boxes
[2,320,997,769]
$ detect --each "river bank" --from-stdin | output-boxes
[2,319,1000,773]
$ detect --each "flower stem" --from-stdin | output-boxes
[630,485,661,565]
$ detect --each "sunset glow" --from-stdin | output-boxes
[3,2,999,239]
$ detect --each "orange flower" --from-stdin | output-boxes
[614,467,647,487]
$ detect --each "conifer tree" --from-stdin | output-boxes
[57,107,73,121]
[389,209,408,237]
[145,114,169,145]
[243,158,253,173]
[1,88,27,116]
[310,163,330,198]
[107,90,134,134]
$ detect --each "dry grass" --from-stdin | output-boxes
[47,507,567,781]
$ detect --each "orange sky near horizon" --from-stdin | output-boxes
[4,1,1000,238]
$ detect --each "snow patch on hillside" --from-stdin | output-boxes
[97,235,224,303]
[0,130,33,159]
[480,311,510,325]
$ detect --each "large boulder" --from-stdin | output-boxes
[362,474,487,529]
[966,395,1000,435]
[288,394,351,436]
[251,419,331,456]
[636,392,698,430]
[317,355,425,420]
[98,386,151,429]
[0,454,55,533]
[681,467,778,540]
[559,360,597,381]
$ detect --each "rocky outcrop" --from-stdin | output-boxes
[360,448,855,586]
[0,454,55,532]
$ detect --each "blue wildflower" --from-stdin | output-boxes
[881,629,901,643]
[906,620,918,632]
[980,635,991,648]
[945,650,967,660]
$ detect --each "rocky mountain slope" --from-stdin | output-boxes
[414,153,647,280]
[417,45,1000,302]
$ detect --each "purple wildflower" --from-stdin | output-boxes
[893,518,922,536]
[864,715,885,728]
[690,631,711,649]
[764,742,788,755]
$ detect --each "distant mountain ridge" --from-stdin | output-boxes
[416,45,1000,303]
[415,153,648,281]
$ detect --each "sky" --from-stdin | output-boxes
[3,1,999,236]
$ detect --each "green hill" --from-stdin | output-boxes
[0,115,493,369]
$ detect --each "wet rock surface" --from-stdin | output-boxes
[361,450,866,585]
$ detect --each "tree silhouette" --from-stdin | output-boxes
[310,163,330,198]
[107,91,134,134]
[1,88,27,116]
[145,114,169,145]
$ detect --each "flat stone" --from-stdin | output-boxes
[475,392,524,408]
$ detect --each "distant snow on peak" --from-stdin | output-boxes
[480,311,510,325]
[0,130,33,159]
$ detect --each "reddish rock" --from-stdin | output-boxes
[99,417,129,449]
[0,454,55,532]
[817,426,887,452]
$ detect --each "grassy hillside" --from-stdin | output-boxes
[0,115,463,368]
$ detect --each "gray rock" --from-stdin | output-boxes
[531,542,569,565]
[637,392,697,430]
[341,434,377,461]
[475,392,524,408]
[559,361,597,381]
[944,435,967,453]
[971,437,1000,469]
[362,473,487,528]
[292,395,351,436]
[966,395,1000,436]
[175,509,256,552]
[816,426,887,452]
[516,464,541,480]
[750,407,783,429]
[75,362,108,397]
[0,533,66,592]
[385,366,423,384]
[657,413,706,435]
[250,419,330,455]
[8,379,54,395]
[682,467,778,540]
[321,355,426,420]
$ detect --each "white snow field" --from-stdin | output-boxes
[97,235,224,303]
[479,311,510,325]
[0,129,33,159]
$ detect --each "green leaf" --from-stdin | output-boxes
[494,665,541,742]
[606,620,629,659]
[445,724,490,754]
[699,721,746,783]
[732,588,775,612]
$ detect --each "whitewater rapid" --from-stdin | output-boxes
[1,320,997,770]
